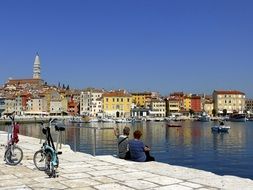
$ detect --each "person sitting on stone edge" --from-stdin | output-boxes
[128,130,155,162]
[114,126,131,159]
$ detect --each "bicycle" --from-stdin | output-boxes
[33,118,65,178]
[4,113,23,165]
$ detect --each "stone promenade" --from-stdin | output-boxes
[0,131,253,190]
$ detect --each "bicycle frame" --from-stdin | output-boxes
[43,118,59,168]
[34,118,64,177]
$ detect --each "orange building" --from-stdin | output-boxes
[191,96,201,113]
[67,96,79,116]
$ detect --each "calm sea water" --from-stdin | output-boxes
[1,120,253,179]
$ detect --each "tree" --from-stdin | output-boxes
[212,109,217,116]
[223,109,227,116]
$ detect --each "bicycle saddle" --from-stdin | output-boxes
[55,125,65,131]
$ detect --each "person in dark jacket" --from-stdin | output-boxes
[128,130,155,162]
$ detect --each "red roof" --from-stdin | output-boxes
[214,90,245,95]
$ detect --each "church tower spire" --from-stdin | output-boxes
[33,53,41,79]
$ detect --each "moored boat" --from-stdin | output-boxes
[166,123,182,127]
[211,125,230,133]
[229,114,246,122]
[68,117,85,123]
[198,112,210,122]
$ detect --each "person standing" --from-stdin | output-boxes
[128,130,155,162]
[114,126,130,159]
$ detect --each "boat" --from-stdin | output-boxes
[211,125,230,133]
[68,117,85,123]
[101,117,115,123]
[166,123,182,127]
[229,114,246,122]
[198,112,210,122]
[89,117,100,122]
[115,118,132,123]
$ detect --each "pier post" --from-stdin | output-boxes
[93,128,97,156]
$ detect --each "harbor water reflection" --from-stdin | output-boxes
[0,120,252,179]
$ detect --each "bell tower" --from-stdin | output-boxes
[33,53,41,79]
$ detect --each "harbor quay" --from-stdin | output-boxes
[1,132,253,190]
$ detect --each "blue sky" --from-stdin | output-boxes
[0,0,252,97]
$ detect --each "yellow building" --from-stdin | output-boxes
[183,95,191,111]
[131,92,151,107]
[102,90,132,118]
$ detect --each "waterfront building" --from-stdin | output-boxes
[190,95,202,113]
[20,92,31,112]
[80,89,104,117]
[66,89,81,104]
[3,95,15,115]
[131,92,152,108]
[14,95,23,115]
[43,88,66,115]
[67,96,79,116]
[245,99,253,114]
[102,90,132,118]
[149,99,166,117]
[61,96,68,115]
[203,99,214,116]
[213,90,246,114]
[131,93,146,108]
[49,90,64,115]
[57,90,68,115]
[166,97,180,115]
[183,95,191,112]
[43,89,54,113]
[202,95,213,116]
[26,94,47,114]
[131,107,149,117]
[169,92,185,111]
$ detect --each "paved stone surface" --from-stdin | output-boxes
[1,131,253,190]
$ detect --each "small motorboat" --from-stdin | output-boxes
[211,125,230,133]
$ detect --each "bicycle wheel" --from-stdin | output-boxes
[33,150,47,171]
[45,152,56,178]
[5,146,23,165]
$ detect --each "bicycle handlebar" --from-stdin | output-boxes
[39,118,58,128]
[7,111,15,122]
[49,118,57,125]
